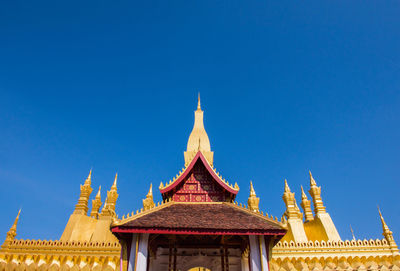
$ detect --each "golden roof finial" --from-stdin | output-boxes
[378,206,390,232]
[350,224,356,240]
[147,183,153,198]
[112,173,118,189]
[301,185,307,200]
[377,206,397,249]
[5,209,21,243]
[309,171,317,186]
[284,179,291,192]
[250,181,256,196]
[84,169,92,185]
[197,92,201,110]
[95,186,101,199]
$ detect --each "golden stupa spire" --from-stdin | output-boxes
[308,171,326,214]
[377,207,397,248]
[247,181,260,212]
[73,170,93,215]
[100,173,119,218]
[184,94,214,166]
[300,185,314,222]
[90,186,102,219]
[143,183,155,211]
[4,209,21,246]
[282,180,303,220]
[284,179,291,192]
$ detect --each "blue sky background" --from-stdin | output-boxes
[0,0,399,241]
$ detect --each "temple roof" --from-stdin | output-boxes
[112,202,286,235]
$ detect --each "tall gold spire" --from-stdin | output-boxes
[308,171,326,214]
[143,183,155,211]
[73,170,93,215]
[184,94,214,166]
[378,207,398,252]
[3,209,21,247]
[90,186,102,219]
[282,180,302,220]
[300,185,314,222]
[101,173,119,218]
[248,181,260,212]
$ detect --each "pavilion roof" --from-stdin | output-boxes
[112,202,286,236]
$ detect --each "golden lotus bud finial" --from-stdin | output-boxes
[84,169,92,186]
[96,186,101,199]
[250,181,256,196]
[309,171,317,186]
[112,173,118,189]
[5,209,21,243]
[301,185,307,200]
[284,179,291,192]
[147,183,153,198]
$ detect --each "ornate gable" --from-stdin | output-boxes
[160,151,238,202]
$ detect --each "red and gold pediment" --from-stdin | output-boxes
[159,152,239,202]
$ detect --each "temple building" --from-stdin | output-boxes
[1,97,399,271]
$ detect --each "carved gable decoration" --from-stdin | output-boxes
[160,152,238,202]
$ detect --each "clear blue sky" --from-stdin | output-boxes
[0,0,399,242]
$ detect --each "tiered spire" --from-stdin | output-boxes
[143,183,155,211]
[282,180,302,220]
[73,170,93,215]
[247,181,260,212]
[101,173,119,218]
[308,171,326,215]
[300,185,314,222]
[3,209,21,246]
[378,207,398,251]
[184,94,214,166]
[90,186,102,219]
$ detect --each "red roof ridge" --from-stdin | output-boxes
[159,151,239,195]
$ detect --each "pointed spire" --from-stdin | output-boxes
[4,209,21,245]
[143,183,155,211]
[250,181,256,196]
[377,206,398,251]
[73,171,93,215]
[284,179,291,192]
[309,171,317,186]
[197,92,201,110]
[147,183,153,197]
[112,173,118,189]
[248,181,260,212]
[90,186,102,219]
[301,185,307,200]
[184,95,214,166]
[350,225,356,240]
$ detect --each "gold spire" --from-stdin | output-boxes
[247,181,260,212]
[308,171,326,214]
[282,180,303,220]
[100,173,119,218]
[4,209,21,246]
[90,186,102,219]
[184,95,214,166]
[197,92,201,110]
[309,171,317,186]
[284,179,291,192]
[350,224,356,241]
[73,170,93,215]
[378,207,398,251]
[143,183,155,211]
[300,185,314,222]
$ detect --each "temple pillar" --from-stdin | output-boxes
[241,253,249,271]
[249,236,269,271]
[127,234,149,271]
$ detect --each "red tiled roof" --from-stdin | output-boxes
[112,203,286,235]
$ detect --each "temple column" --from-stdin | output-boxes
[127,234,149,271]
[241,253,249,271]
[249,235,269,271]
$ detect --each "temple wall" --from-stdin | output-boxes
[1,239,400,271]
